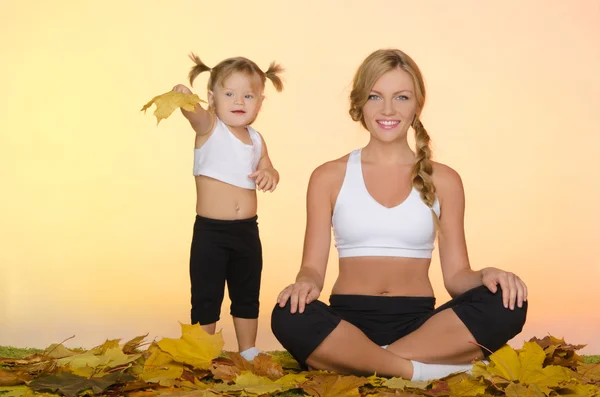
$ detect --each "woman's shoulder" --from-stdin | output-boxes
[309,153,352,187]
[431,161,465,197]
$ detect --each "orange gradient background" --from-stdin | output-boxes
[1,1,599,354]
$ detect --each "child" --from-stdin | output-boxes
[172,53,284,361]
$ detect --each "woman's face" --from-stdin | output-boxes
[361,67,418,143]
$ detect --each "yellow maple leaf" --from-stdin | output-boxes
[213,371,284,395]
[302,374,368,397]
[382,377,428,390]
[447,378,487,397]
[480,342,572,395]
[156,323,224,370]
[89,339,121,355]
[505,382,545,397]
[43,344,79,359]
[141,345,184,383]
[141,91,206,125]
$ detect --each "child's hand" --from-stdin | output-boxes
[172,84,193,95]
[249,168,279,192]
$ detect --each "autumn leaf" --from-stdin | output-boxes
[141,344,184,383]
[447,377,487,397]
[141,91,206,125]
[0,370,30,387]
[210,362,239,382]
[476,342,572,395]
[505,382,545,397]
[89,338,121,355]
[249,353,285,380]
[213,371,284,395]
[302,374,368,397]
[123,334,149,354]
[29,372,134,397]
[156,323,224,370]
[423,380,451,397]
[383,377,429,390]
[43,343,79,359]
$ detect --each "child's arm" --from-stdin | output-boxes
[172,84,214,136]
[249,135,279,192]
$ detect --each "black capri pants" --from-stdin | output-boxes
[190,215,263,325]
[271,285,527,368]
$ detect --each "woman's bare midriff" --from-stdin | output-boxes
[195,175,257,220]
[332,256,435,297]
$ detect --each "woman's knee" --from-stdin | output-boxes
[455,286,528,353]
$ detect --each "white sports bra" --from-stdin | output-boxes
[332,149,441,259]
[193,118,262,190]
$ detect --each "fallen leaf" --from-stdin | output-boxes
[141,91,206,125]
[447,378,486,397]
[29,372,134,397]
[383,377,429,390]
[89,339,121,355]
[141,345,184,383]
[505,382,545,397]
[302,374,368,397]
[156,323,224,370]
[214,371,284,394]
[43,344,79,359]
[210,362,240,381]
[250,353,285,380]
[0,370,29,386]
[123,334,149,354]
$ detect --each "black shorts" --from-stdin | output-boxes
[271,285,527,368]
[189,215,262,325]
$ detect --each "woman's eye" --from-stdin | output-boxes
[368,94,380,100]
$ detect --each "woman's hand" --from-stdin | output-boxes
[481,267,528,310]
[277,281,321,314]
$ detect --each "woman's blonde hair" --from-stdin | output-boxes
[349,49,438,222]
[187,53,284,94]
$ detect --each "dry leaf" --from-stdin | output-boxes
[302,374,368,397]
[156,323,224,370]
[141,91,206,125]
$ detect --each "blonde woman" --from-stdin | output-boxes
[272,49,527,381]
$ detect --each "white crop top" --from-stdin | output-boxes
[193,118,263,190]
[332,149,441,259]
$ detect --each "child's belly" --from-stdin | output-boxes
[195,175,258,220]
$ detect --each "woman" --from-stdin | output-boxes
[271,49,528,381]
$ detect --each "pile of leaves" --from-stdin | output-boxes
[1,325,598,397]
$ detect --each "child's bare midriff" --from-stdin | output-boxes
[195,175,258,220]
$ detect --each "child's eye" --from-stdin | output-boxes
[245,94,254,99]
[368,94,380,100]
[225,92,233,97]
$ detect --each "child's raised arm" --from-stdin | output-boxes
[172,84,214,136]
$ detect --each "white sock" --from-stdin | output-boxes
[410,360,474,381]
[240,347,261,361]
[381,345,389,349]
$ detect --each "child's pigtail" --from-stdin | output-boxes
[188,53,211,87]
[265,62,284,92]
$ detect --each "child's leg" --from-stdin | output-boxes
[227,218,262,353]
[189,216,230,330]
[232,317,258,352]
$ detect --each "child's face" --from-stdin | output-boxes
[208,72,264,128]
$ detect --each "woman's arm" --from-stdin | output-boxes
[435,164,482,297]
[436,163,527,309]
[277,162,338,313]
